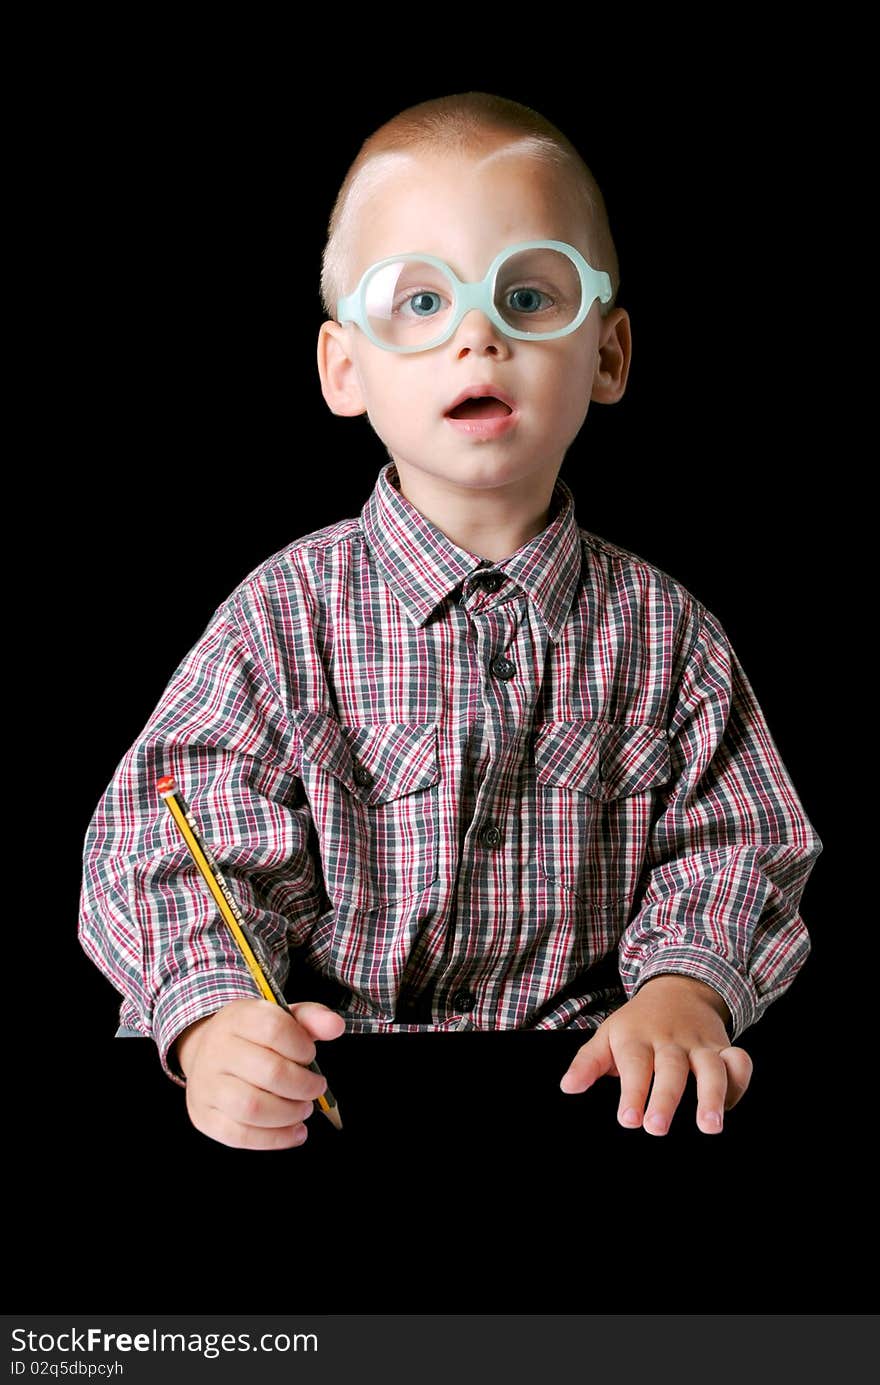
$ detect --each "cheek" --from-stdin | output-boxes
[536,354,594,424]
[357,358,427,432]
[367,384,424,437]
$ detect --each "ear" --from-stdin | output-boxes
[317,321,368,417]
[591,307,632,406]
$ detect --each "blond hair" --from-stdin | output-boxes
[319,91,620,324]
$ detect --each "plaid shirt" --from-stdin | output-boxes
[79,462,822,1086]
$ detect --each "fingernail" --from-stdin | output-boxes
[705,1110,723,1129]
[645,1113,667,1134]
[620,1107,641,1126]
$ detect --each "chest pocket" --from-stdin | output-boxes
[297,711,441,910]
[534,720,672,909]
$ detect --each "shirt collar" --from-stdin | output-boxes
[360,461,582,643]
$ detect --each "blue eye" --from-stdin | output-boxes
[400,290,443,318]
[507,286,551,314]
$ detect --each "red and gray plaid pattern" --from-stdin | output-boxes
[79,462,822,1086]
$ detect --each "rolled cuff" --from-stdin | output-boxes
[629,945,759,1040]
[152,966,265,1087]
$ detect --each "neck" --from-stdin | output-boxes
[390,462,560,563]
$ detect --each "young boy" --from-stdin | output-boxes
[79,91,822,1152]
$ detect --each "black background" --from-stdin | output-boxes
[21,41,862,1314]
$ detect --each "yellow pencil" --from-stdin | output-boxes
[156,773,342,1131]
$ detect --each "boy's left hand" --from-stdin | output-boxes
[559,974,753,1135]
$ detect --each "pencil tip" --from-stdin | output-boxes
[326,1106,343,1131]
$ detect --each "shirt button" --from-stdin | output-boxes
[490,655,515,680]
[475,572,503,592]
[451,988,475,1012]
[479,823,504,849]
[353,763,373,786]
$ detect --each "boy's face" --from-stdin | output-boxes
[318,149,627,502]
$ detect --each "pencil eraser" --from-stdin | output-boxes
[157,775,176,796]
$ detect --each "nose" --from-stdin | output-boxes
[449,308,510,355]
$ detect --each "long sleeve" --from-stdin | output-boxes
[618,603,823,1040]
[78,584,323,1087]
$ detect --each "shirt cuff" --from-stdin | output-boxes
[152,966,267,1087]
[629,945,758,1040]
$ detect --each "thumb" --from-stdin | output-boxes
[560,1026,614,1094]
[287,1000,347,1042]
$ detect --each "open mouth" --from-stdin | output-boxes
[446,396,514,420]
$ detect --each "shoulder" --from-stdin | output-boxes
[576,523,709,623]
[222,514,364,609]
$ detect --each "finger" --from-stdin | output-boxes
[232,1000,322,1067]
[222,1032,329,1103]
[642,1042,690,1136]
[613,1039,656,1128]
[210,1071,317,1131]
[691,1047,730,1133]
[200,1108,311,1152]
[720,1046,753,1109]
[288,1001,348,1041]
[560,1027,614,1093]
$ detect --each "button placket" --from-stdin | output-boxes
[450,596,533,1011]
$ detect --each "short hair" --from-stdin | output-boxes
[319,91,620,326]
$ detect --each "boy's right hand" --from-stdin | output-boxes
[173,999,346,1150]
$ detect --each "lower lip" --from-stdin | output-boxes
[444,409,519,439]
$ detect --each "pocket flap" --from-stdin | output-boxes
[298,711,358,792]
[298,712,440,804]
[534,720,671,799]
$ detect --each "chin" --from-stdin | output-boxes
[428,456,543,490]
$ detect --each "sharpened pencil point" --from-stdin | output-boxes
[325,1105,343,1131]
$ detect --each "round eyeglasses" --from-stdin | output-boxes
[335,239,612,354]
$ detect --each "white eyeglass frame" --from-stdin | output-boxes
[335,238,612,353]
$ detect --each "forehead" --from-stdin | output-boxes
[347,147,591,283]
